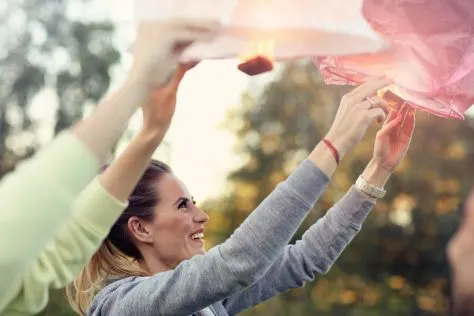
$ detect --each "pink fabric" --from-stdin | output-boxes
[315,0,474,119]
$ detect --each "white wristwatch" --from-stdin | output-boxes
[355,175,386,199]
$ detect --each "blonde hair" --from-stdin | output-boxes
[66,241,149,315]
[67,160,172,315]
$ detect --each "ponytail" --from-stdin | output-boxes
[66,240,149,315]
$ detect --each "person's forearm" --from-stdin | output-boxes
[219,160,329,285]
[72,77,152,163]
[99,127,165,203]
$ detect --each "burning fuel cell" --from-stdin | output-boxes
[238,39,275,76]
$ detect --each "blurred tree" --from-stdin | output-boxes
[1,0,119,314]
[203,60,474,315]
[0,0,120,178]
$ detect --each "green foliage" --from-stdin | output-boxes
[0,0,119,178]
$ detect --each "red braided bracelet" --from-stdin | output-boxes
[322,138,340,165]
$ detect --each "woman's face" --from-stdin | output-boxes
[147,173,209,268]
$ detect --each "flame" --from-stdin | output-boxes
[240,39,276,62]
[378,84,406,111]
[377,84,400,97]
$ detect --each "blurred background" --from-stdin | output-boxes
[2,0,474,315]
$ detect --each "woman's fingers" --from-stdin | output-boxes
[359,96,391,123]
[377,111,404,138]
[368,108,387,124]
[383,109,398,126]
[347,77,393,102]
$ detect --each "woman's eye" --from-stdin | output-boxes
[178,198,196,210]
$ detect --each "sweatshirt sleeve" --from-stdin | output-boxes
[89,160,330,316]
[223,187,375,314]
[1,178,127,315]
[0,131,100,313]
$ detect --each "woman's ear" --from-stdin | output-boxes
[127,216,154,244]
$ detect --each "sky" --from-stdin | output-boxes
[150,61,252,201]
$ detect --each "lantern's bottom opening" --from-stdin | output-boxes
[182,26,387,61]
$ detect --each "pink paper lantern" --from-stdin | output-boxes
[316,0,474,119]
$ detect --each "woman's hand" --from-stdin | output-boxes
[129,20,220,91]
[373,104,415,171]
[325,78,392,159]
[309,79,392,178]
[141,62,197,134]
[361,104,416,187]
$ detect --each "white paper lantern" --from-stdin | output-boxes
[133,0,388,74]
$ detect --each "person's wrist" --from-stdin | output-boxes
[123,68,155,97]
[361,159,392,188]
[140,124,167,141]
[131,127,166,155]
[127,62,169,93]
[324,132,348,160]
